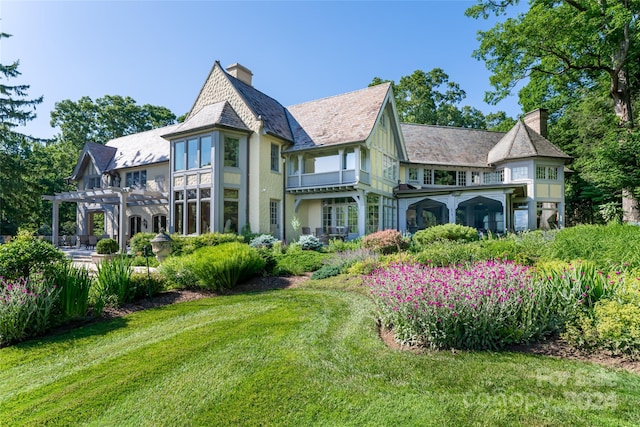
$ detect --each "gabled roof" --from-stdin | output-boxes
[286,83,392,151]
[487,121,571,164]
[162,101,250,139]
[69,142,117,180]
[223,68,294,142]
[401,123,504,168]
[105,123,181,171]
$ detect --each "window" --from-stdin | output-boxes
[513,202,529,231]
[223,189,239,233]
[512,166,528,180]
[129,216,142,236]
[174,203,184,234]
[408,168,419,182]
[383,197,396,229]
[366,194,380,234]
[434,170,456,186]
[187,138,198,170]
[200,136,212,167]
[483,170,504,184]
[423,169,433,185]
[471,171,481,185]
[187,202,197,234]
[536,166,559,180]
[125,170,147,189]
[347,204,358,234]
[382,154,396,181]
[457,171,467,186]
[224,136,239,167]
[537,202,558,230]
[152,215,167,233]
[86,176,101,189]
[174,141,185,171]
[270,144,279,172]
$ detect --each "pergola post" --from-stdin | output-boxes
[52,199,60,247]
[118,190,128,253]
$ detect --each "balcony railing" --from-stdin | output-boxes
[287,169,368,189]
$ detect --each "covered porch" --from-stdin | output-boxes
[44,187,168,252]
[396,184,527,235]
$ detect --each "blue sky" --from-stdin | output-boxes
[1,1,526,141]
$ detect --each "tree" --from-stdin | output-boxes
[50,95,176,148]
[370,68,514,129]
[0,32,43,235]
[467,0,640,222]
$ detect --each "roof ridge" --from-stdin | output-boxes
[401,122,506,135]
[287,82,391,108]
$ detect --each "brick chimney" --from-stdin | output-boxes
[524,108,548,138]
[226,63,253,86]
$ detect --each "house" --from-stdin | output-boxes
[46,61,570,250]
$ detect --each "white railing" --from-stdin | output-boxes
[287,169,360,188]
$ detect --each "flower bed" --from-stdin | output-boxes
[365,260,552,350]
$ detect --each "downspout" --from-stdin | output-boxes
[246,129,252,235]
[282,149,286,243]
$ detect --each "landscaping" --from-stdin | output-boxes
[1,224,640,425]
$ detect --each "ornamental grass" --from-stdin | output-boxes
[365,260,553,350]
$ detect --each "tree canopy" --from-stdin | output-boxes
[50,94,176,148]
[370,68,515,130]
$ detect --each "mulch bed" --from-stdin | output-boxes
[379,328,640,374]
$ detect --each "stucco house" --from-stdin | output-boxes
[46,61,570,250]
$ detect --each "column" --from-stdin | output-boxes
[52,200,60,247]
[118,190,128,253]
[356,192,366,237]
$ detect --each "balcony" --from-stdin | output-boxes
[287,169,369,193]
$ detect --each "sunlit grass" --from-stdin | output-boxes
[1,283,639,426]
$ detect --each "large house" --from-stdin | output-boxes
[46,61,571,250]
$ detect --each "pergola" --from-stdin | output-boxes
[43,187,168,252]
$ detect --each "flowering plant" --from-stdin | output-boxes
[365,260,551,350]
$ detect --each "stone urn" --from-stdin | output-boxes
[150,230,172,263]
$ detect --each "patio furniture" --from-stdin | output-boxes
[328,226,348,241]
[88,235,97,249]
[301,226,311,235]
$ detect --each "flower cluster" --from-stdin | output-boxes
[365,260,551,350]
[0,276,60,346]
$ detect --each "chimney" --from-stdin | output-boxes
[226,63,253,86]
[524,108,548,138]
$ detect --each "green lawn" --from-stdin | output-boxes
[1,277,639,426]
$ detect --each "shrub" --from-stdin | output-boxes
[158,256,199,289]
[310,248,379,280]
[249,234,279,249]
[545,223,640,270]
[129,271,168,300]
[564,300,640,358]
[129,232,155,256]
[93,255,134,315]
[186,242,265,291]
[311,265,343,280]
[327,238,361,253]
[96,238,119,255]
[50,262,92,321]
[297,234,323,251]
[130,255,159,268]
[170,233,244,257]
[412,224,478,249]
[0,231,65,279]
[362,229,407,254]
[0,276,60,346]
[414,241,479,267]
[365,260,554,350]
[274,246,328,275]
[255,247,278,275]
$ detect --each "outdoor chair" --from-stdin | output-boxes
[88,235,97,249]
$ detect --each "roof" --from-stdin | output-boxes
[286,83,392,151]
[401,123,504,168]
[69,142,117,180]
[487,121,571,164]
[224,67,294,142]
[105,123,181,171]
[162,101,249,138]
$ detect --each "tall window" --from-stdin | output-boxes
[174,191,184,233]
[200,136,212,167]
[174,141,185,171]
[471,171,481,185]
[125,170,147,189]
[200,188,211,234]
[187,138,198,169]
[367,194,380,234]
[408,168,418,182]
[186,189,197,234]
[152,215,167,233]
[129,216,142,237]
[223,188,239,233]
[382,154,396,181]
[423,169,433,185]
[224,136,239,167]
[457,171,467,186]
[270,144,279,172]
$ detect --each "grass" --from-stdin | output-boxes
[1,279,640,426]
